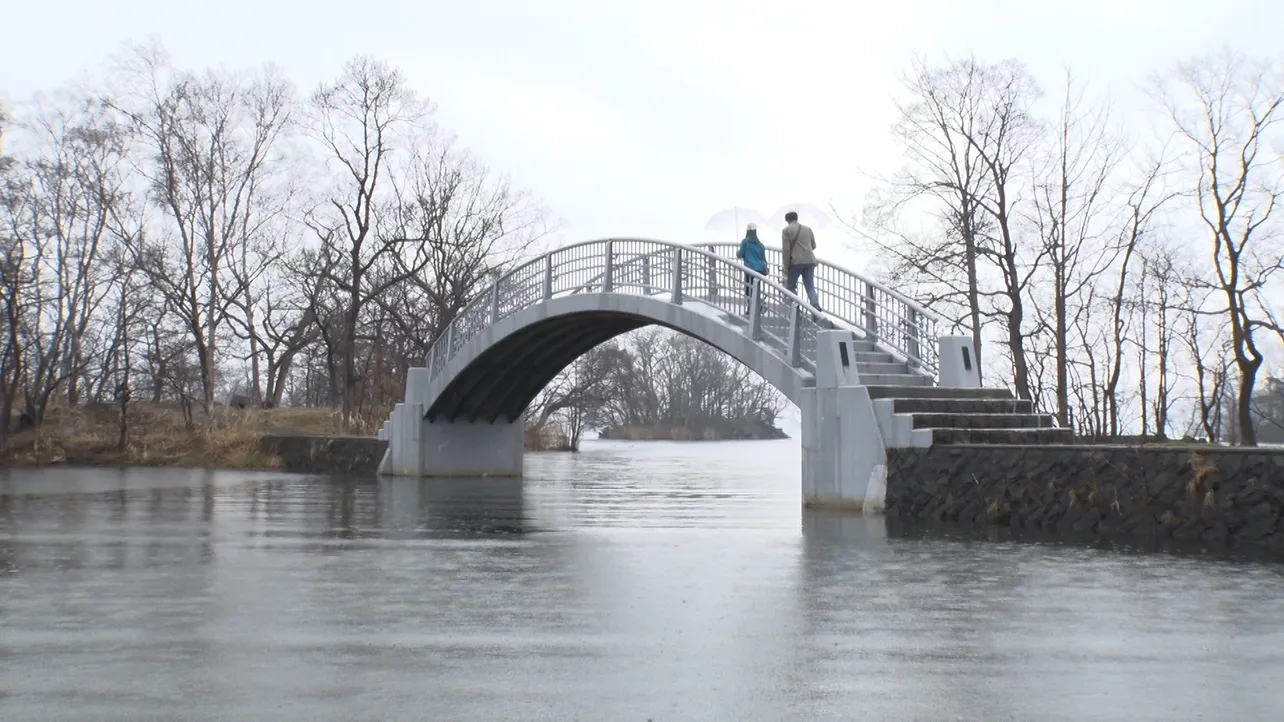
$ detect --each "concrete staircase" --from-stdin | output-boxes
[721,304,1074,447]
[837,339,1070,446]
[868,384,1072,446]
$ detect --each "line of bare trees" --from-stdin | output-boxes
[1,42,548,447]
[863,48,1284,446]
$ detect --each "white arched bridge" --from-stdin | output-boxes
[378,238,1070,509]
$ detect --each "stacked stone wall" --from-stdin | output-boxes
[886,445,1284,550]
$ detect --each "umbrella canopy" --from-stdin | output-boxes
[768,202,833,229]
[704,206,768,237]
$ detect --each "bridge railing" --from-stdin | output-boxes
[565,240,943,373]
[697,243,944,372]
[426,238,942,382]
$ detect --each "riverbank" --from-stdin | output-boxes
[2,404,626,471]
[1,404,377,470]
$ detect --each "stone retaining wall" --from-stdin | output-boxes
[885,445,1284,551]
[259,434,387,475]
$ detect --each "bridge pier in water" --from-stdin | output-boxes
[380,368,524,477]
[799,331,887,510]
[798,330,981,510]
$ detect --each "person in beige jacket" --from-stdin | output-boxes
[782,210,821,310]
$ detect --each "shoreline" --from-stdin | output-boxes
[2,405,794,474]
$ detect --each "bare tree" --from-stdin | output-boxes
[1030,71,1128,426]
[965,59,1045,402]
[1142,243,1184,438]
[1180,284,1232,441]
[306,56,547,424]
[0,105,27,443]
[305,56,431,424]
[1153,49,1284,446]
[1100,157,1172,436]
[7,94,133,424]
[865,56,1044,400]
[864,54,993,369]
[108,42,295,416]
[255,253,320,408]
[528,342,628,450]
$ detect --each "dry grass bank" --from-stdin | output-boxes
[0,403,385,470]
[524,423,574,452]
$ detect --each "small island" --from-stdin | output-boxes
[523,329,788,451]
[596,419,788,442]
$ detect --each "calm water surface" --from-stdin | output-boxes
[2,439,1283,721]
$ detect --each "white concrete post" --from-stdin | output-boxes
[938,335,981,387]
[704,245,716,301]
[405,367,432,406]
[543,255,553,300]
[602,240,614,293]
[489,278,501,324]
[786,304,803,367]
[815,329,862,388]
[905,307,921,369]
[748,279,763,341]
[863,280,878,341]
[671,246,684,304]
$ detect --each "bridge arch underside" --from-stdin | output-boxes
[423,295,811,424]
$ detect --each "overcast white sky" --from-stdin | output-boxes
[3,0,1282,269]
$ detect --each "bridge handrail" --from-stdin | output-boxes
[699,242,944,327]
[623,238,943,370]
[427,237,940,383]
[562,240,943,327]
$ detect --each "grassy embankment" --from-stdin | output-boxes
[0,404,382,470]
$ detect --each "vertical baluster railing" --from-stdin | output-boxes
[642,254,652,294]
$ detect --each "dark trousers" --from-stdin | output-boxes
[786,263,821,310]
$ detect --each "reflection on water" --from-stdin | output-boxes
[2,440,1284,721]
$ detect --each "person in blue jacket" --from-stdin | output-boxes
[736,223,769,314]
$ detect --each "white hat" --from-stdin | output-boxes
[746,223,757,231]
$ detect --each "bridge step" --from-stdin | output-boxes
[866,385,1015,400]
[860,373,932,387]
[855,361,911,377]
[910,412,1057,430]
[850,351,896,364]
[928,427,1075,445]
[891,397,1035,415]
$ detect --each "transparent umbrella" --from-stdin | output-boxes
[767,202,833,229]
[704,206,767,241]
